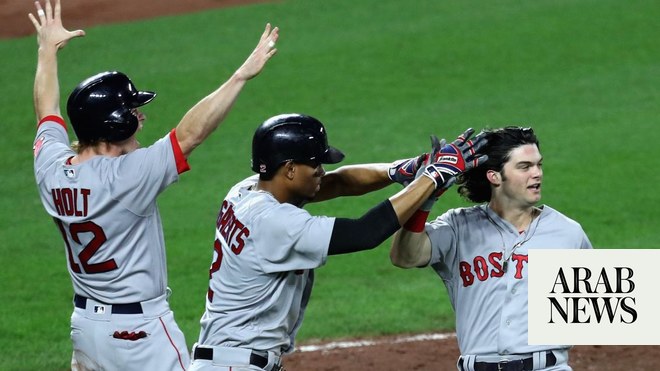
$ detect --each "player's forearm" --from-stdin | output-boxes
[388,176,436,225]
[388,177,435,267]
[313,163,392,202]
[175,73,248,157]
[326,177,435,256]
[328,199,399,255]
[33,45,62,121]
[390,229,431,268]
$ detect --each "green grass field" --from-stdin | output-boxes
[1,0,659,369]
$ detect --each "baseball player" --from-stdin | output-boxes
[188,114,488,370]
[390,126,593,371]
[29,1,278,370]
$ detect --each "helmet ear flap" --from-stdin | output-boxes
[103,108,139,141]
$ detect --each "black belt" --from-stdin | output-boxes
[193,347,282,371]
[460,351,556,371]
[74,294,143,314]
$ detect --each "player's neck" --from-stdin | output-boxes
[256,171,308,207]
[72,141,132,164]
[487,200,538,232]
[255,180,292,205]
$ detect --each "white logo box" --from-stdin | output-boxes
[528,249,660,345]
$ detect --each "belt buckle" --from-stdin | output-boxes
[497,359,509,371]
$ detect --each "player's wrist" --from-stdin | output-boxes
[38,43,59,54]
[404,209,430,233]
[230,70,250,84]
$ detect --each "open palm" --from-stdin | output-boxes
[28,0,85,49]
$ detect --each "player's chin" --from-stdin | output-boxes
[307,189,319,199]
[528,192,542,203]
[526,186,541,200]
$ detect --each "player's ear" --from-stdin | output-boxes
[284,161,295,180]
[487,170,501,186]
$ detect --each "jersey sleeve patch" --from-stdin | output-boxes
[38,115,66,131]
[33,136,45,157]
[169,128,190,174]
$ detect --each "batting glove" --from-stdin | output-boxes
[405,129,486,232]
[422,127,488,192]
[387,153,429,187]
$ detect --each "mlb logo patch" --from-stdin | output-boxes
[93,305,106,314]
[64,169,75,178]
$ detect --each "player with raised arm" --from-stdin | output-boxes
[189,113,488,371]
[30,0,278,369]
[390,126,592,371]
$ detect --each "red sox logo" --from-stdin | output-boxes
[459,252,529,287]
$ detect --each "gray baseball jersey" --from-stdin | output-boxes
[34,116,188,303]
[424,204,592,357]
[197,175,334,354]
[33,115,191,370]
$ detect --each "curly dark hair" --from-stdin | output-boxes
[457,126,539,203]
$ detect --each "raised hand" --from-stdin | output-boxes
[235,23,279,81]
[28,0,85,50]
[389,136,451,186]
[388,154,428,187]
[422,128,488,191]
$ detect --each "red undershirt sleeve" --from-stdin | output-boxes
[38,115,66,131]
[168,128,190,174]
